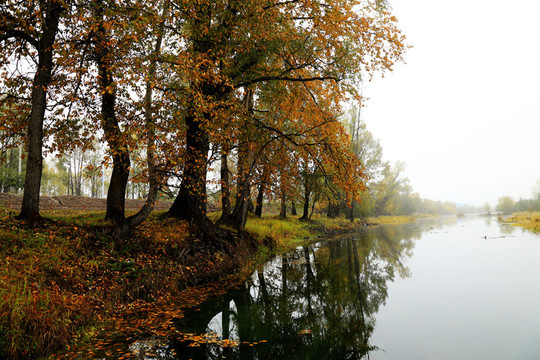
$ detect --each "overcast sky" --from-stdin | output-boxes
[361,0,540,206]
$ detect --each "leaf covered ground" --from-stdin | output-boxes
[0,208,258,359]
[0,208,403,359]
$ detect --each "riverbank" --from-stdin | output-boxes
[501,211,540,232]
[0,207,414,359]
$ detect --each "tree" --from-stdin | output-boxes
[371,162,408,216]
[496,196,515,215]
[483,202,492,215]
[167,0,406,229]
[1,0,406,239]
[0,135,25,193]
[1,0,66,219]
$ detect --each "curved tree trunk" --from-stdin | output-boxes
[93,0,130,223]
[112,0,169,238]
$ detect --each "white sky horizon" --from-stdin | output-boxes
[361,0,540,207]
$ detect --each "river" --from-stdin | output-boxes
[129,216,540,359]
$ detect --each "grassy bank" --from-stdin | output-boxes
[0,208,257,359]
[0,208,414,359]
[364,215,418,226]
[502,212,540,232]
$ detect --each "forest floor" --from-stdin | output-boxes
[0,195,417,359]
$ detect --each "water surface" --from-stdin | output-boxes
[133,216,540,359]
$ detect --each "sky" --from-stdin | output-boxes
[361,0,540,206]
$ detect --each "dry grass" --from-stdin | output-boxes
[245,216,312,249]
[0,204,413,359]
[0,208,195,359]
[364,215,417,225]
[504,212,540,232]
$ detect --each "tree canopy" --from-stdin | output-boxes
[1,0,407,236]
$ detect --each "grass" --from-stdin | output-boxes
[245,216,312,249]
[0,206,417,359]
[0,208,207,359]
[364,215,418,225]
[502,212,540,232]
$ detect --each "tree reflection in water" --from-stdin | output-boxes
[170,225,418,360]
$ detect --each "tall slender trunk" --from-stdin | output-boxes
[279,188,287,219]
[223,141,251,229]
[113,0,170,238]
[17,143,22,194]
[300,172,310,220]
[18,0,63,220]
[220,148,231,218]
[220,89,254,230]
[254,181,265,218]
[94,0,130,222]
[348,198,355,222]
[255,164,269,218]
[0,148,5,193]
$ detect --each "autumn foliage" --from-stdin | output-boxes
[1,0,406,357]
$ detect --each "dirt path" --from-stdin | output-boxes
[0,193,172,211]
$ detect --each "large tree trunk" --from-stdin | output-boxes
[348,198,355,222]
[94,0,130,222]
[228,175,251,230]
[18,0,63,220]
[167,110,210,221]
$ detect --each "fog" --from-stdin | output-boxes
[362,0,540,206]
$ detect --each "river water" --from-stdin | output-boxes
[132,216,540,359]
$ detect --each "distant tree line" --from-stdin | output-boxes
[494,193,540,215]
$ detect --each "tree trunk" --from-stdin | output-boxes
[220,148,232,219]
[254,181,265,218]
[300,176,310,220]
[279,189,287,219]
[167,110,210,221]
[348,198,355,222]
[111,0,169,239]
[94,0,130,222]
[220,89,254,230]
[224,159,251,229]
[291,201,297,216]
[327,200,338,218]
[18,0,63,220]
[309,193,319,219]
